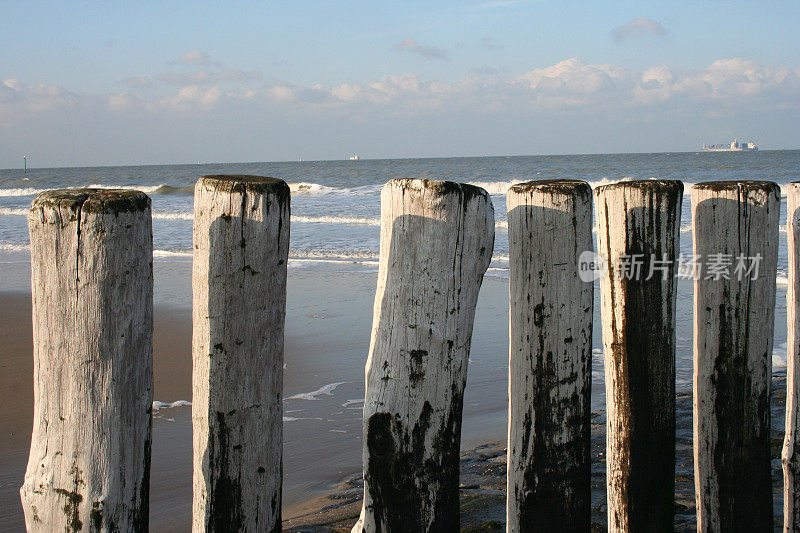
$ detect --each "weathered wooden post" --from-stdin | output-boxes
[692,181,779,532]
[192,175,290,532]
[786,182,800,533]
[21,189,153,531]
[594,180,683,532]
[506,180,593,532]
[352,179,494,533]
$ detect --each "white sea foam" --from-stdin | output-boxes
[293,215,380,226]
[153,250,192,258]
[0,243,30,252]
[152,400,191,410]
[0,207,28,216]
[285,382,347,401]
[342,399,365,409]
[0,187,44,197]
[283,416,323,422]
[153,211,193,220]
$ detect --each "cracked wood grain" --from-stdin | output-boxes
[21,188,154,532]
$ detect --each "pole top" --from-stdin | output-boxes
[691,180,779,196]
[31,188,151,215]
[594,179,684,197]
[385,178,489,203]
[508,179,591,198]
[198,175,289,199]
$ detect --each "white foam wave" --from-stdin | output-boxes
[285,382,347,401]
[289,182,338,195]
[153,211,193,220]
[0,243,30,252]
[342,399,365,409]
[152,400,191,410]
[294,215,379,226]
[0,208,28,216]
[467,180,523,195]
[0,187,42,197]
[283,416,323,422]
[153,250,192,258]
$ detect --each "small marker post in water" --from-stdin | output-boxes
[23,155,26,175]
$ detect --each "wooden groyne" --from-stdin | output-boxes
[192,176,290,532]
[352,179,494,532]
[19,177,790,532]
[786,182,800,533]
[506,180,593,532]
[692,181,779,532]
[21,189,153,531]
[595,180,683,532]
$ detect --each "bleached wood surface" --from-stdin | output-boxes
[786,182,800,533]
[692,181,779,532]
[595,180,683,532]
[505,180,593,532]
[192,175,290,532]
[21,189,153,532]
[352,179,494,533]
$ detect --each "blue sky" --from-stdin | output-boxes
[1,1,799,167]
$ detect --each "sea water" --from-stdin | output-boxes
[2,151,799,515]
[2,151,799,385]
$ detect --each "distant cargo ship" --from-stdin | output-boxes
[702,139,758,152]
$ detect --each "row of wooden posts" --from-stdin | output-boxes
[17,175,799,532]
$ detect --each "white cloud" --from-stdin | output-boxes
[151,85,223,111]
[393,38,450,61]
[3,57,798,120]
[168,50,221,67]
[612,18,670,42]
[158,69,262,86]
[121,76,153,89]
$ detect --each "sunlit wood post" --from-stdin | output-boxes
[192,175,290,532]
[506,180,593,532]
[595,180,683,532]
[352,179,494,532]
[21,189,154,532]
[692,181,779,532]
[786,182,800,533]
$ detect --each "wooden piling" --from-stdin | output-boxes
[352,179,494,533]
[505,180,593,532]
[21,189,154,532]
[192,175,290,532]
[786,182,800,533]
[692,181,779,532]
[594,180,683,532]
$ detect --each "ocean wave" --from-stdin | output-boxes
[285,382,347,401]
[0,243,30,252]
[294,215,379,226]
[152,400,191,410]
[0,208,28,216]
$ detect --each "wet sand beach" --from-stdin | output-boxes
[0,257,512,531]
[0,250,790,530]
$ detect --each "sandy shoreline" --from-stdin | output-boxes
[0,260,512,531]
[0,251,791,530]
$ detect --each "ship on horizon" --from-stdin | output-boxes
[703,139,758,152]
